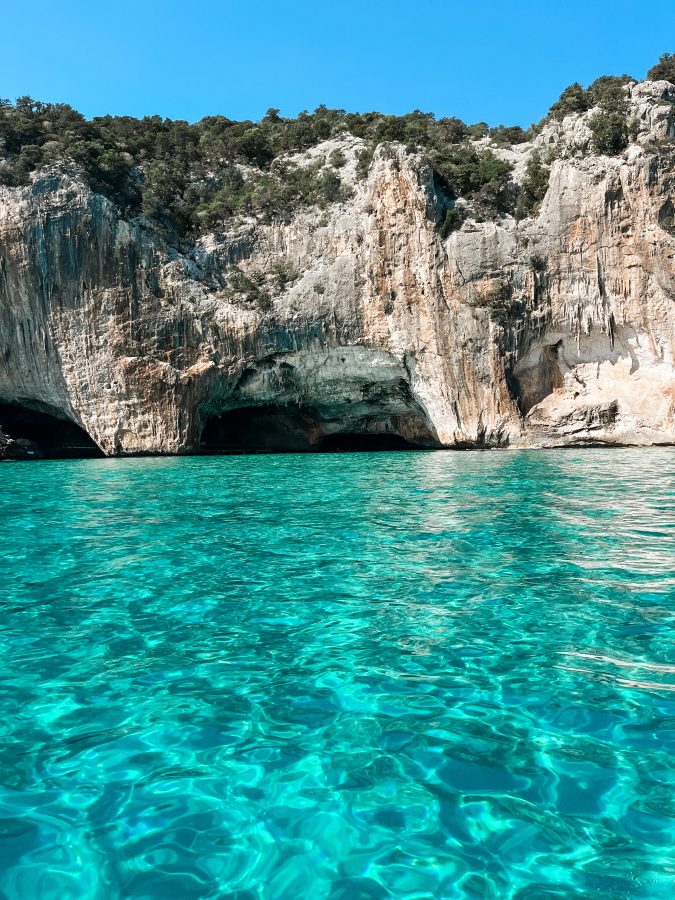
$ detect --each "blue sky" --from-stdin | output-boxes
[2,1,674,126]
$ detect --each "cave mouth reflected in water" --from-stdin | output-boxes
[0,402,103,459]
[199,404,432,454]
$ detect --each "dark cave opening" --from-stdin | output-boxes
[199,405,319,453]
[0,402,103,459]
[199,405,429,454]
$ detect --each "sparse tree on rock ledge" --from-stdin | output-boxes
[648,53,675,84]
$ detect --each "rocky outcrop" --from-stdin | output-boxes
[1,81,675,455]
[0,426,43,460]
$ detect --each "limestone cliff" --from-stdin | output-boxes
[1,80,675,456]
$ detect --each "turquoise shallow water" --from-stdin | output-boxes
[1,450,675,899]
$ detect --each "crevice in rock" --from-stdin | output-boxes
[511,341,564,415]
[658,198,675,234]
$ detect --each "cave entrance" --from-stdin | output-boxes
[0,402,103,459]
[199,405,319,453]
[199,404,434,454]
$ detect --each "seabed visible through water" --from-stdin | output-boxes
[0,449,674,898]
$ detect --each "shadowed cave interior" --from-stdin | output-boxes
[0,402,103,459]
[199,404,429,453]
[1,401,437,459]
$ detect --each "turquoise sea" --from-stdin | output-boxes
[1,450,674,899]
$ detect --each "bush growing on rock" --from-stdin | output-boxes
[470,278,516,322]
[529,254,547,274]
[225,267,271,308]
[515,151,550,220]
[547,75,631,128]
[328,148,347,168]
[427,146,514,219]
[489,125,529,145]
[438,206,464,238]
[648,53,675,84]
[271,261,300,291]
[191,161,351,230]
[548,83,589,120]
[589,111,629,155]
[587,75,632,113]
[466,122,489,139]
[355,145,375,180]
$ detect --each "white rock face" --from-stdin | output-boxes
[1,82,675,454]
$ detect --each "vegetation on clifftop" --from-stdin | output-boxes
[647,53,675,83]
[0,55,672,236]
[546,74,634,156]
[0,99,522,233]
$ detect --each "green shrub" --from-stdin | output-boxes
[271,261,300,291]
[590,111,629,155]
[226,266,271,307]
[428,146,514,218]
[548,83,589,120]
[438,207,464,238]
[529,254,547,274]
[319,167,346,203]
[547,77,631,122]
[547,76,631,158]
[647,53,675,83]
[658,198,675,233]
[489,125,528,145]
[473,151,514,217]
[466,122,489,139]
[470,279,514,319]
[328,148,347,168]
[355,145,375,179]
[515,151,550,220]
[11,144,43,182]
[587,75,631,114]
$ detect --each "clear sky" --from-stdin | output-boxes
[2,0,674,126]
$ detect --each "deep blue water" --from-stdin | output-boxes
[0,450,674,899]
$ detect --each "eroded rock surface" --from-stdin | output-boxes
[1,81,675,454]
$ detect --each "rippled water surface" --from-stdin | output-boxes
[1,450,675,899]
